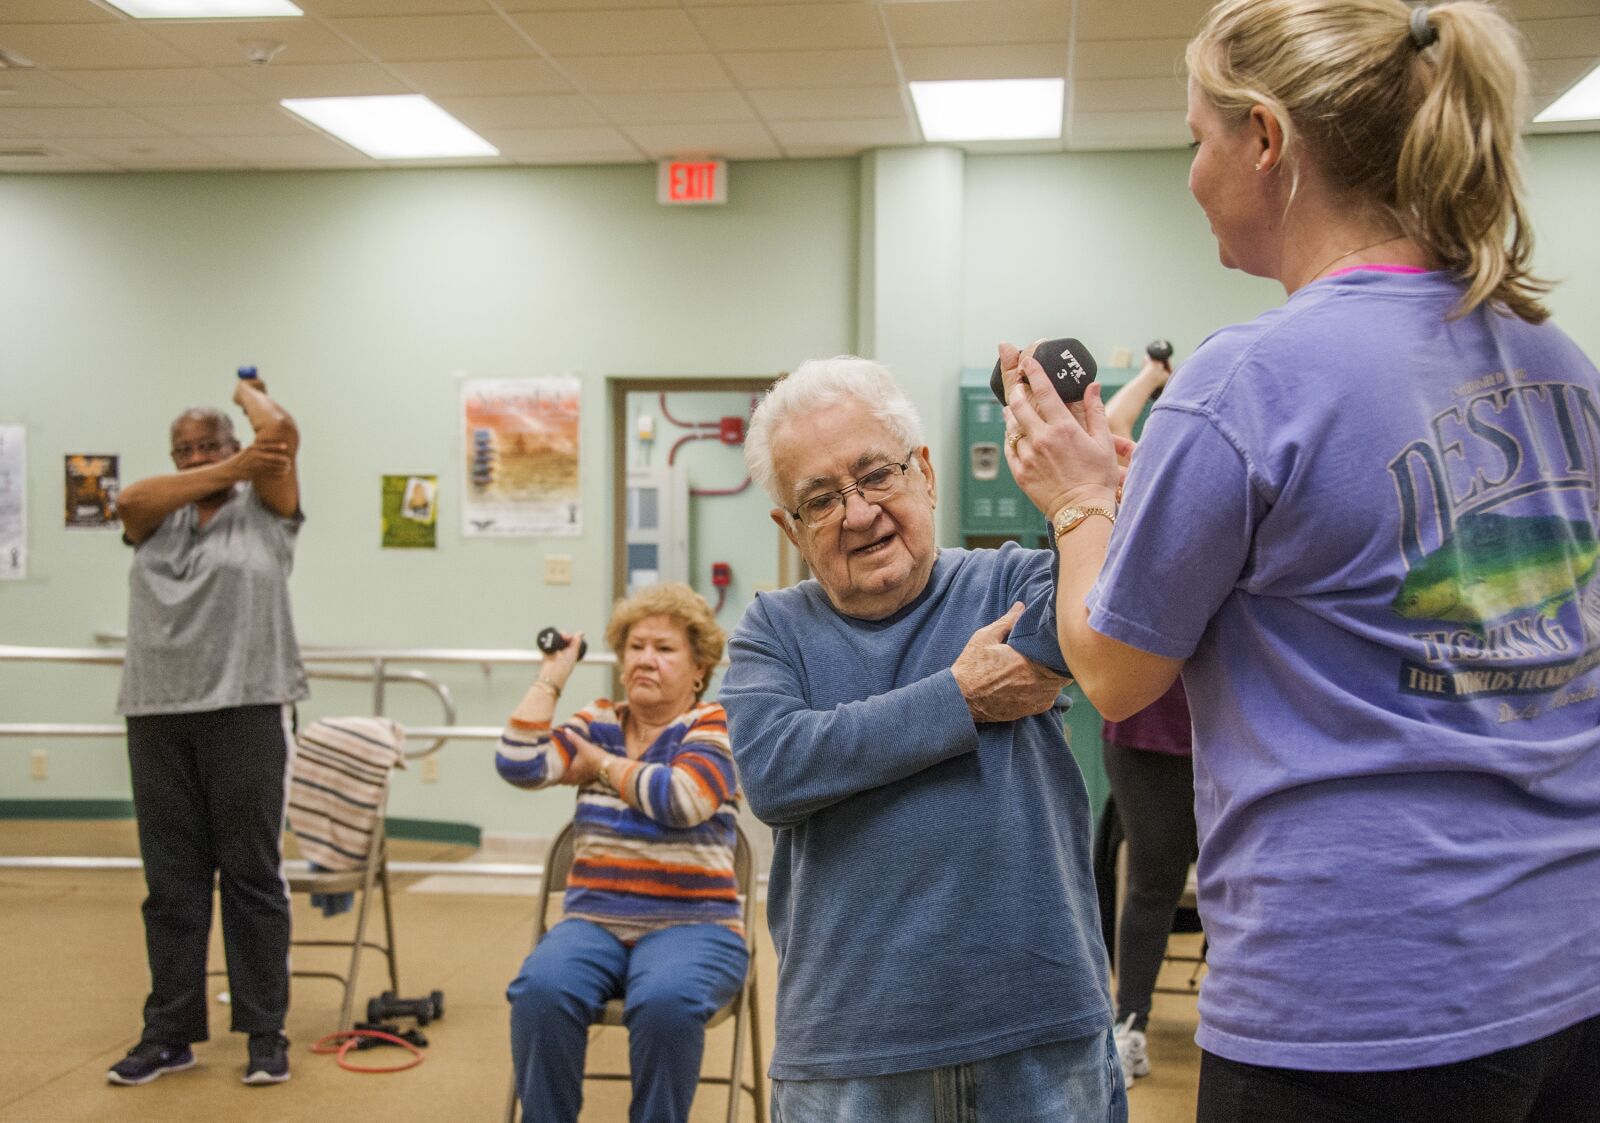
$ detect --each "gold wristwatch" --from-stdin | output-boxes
[1051,504,1116,540]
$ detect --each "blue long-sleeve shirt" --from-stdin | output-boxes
[720,543,1112,1080]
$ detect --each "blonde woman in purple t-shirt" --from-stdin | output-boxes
[1004,1,1600,1119]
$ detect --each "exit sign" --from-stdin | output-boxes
[658,159,726,205]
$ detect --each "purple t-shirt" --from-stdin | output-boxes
[1089,270,1600,1071]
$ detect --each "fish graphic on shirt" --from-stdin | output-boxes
[1391,512,1599,628]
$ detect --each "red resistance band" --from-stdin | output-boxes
[311,1028,426,1074]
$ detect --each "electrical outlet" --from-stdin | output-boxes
[1108,345,1133,369]
[29,750,47,781]
[420,755,440,784]
[545,554,573,585]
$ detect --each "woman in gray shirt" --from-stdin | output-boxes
[107,375,306,1089]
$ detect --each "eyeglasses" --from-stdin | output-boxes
[788,453,916,529]
[170,439,227,461]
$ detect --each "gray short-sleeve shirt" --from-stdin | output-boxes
[117,481,309,716]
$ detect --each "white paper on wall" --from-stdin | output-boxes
[0,425,25,580]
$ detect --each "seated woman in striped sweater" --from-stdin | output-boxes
[497,582,746,1123]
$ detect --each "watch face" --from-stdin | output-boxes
[1055,507,1084,532]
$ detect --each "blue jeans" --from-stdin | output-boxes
[771,1031,1128,1123]
[507,917,749,1123]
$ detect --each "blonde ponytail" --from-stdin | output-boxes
[1187,0,1551,322]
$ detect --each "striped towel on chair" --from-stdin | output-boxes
[288,717,406,872]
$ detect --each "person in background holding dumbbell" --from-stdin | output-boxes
[1098,337,1198,1087]
[108,370,304,1089]
[1104,341,1174,441]
[497,583,747,1123]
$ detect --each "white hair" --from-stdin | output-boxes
[745,356,926,506]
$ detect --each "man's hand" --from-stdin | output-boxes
[233,378,270,409]
[228,439,293,482]
[951,602,1071,724]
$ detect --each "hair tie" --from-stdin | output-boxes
[1409,4,1438,50]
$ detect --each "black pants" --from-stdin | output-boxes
[126,704,294,1044]
[1198,1011,1600,1123]
[1102,741,1197,1030]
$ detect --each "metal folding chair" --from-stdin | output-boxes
[287,805,401,1031]
[505,819,766,1123]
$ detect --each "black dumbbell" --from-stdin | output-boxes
[989,338,1099,405]
[1146,339,1174,400]
[366,990,444,1026]
[537,627,588,662]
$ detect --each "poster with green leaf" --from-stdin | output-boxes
[382,474,437,549]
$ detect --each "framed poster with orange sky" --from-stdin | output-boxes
[461,378,581,538]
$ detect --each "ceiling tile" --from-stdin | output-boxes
[138,101,311,136]
[299,0,493,13]
[1072,39,1189,82]
[589,89,754,124]
[433,92,604,128]
[66,134,242,167]
[563,53,733,92]
[692,4,885,52]
[0,150,116,172]
[0,22,199,68]
[748,85,905,121]
[0,70,106,106]
[217,62,412,98]
[508,9,708,56]
[328,15,535,61]
[1072,76,1185,113]
[768,116,915,148]
[1074,0,1211,42]
[499,0,678,9]
[140,18,365,67]
[898,43,1067,81]
[2,0,118,21]
[1505,0,1600,18]
[56,68,257,106]
[1519,16,1600,57]
[721,47,897,88]
[885,1,1071,48]
[622,120,779,158]
[386,58,574,95]
[202,131,372,165]
[1531,55,1597,96]
[0,105,172,137]
[481,124,642,161]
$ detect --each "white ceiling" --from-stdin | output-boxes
[0,0,1594,172]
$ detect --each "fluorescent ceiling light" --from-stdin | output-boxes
[281,95,498,160]
[99,0,303,16]
[1534,63,1600,123]
[910,79,1064,142]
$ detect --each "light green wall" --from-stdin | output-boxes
[2,132,1595,837]
[0,159,857,835]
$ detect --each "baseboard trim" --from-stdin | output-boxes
[0,800,481,847]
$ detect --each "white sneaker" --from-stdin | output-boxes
[1114,1014,1150,1083]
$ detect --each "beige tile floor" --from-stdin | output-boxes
[0,820,1201,1122]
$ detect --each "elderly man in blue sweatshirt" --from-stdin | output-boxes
[720,356,1124,1122]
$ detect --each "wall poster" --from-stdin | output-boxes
[461,378,581,538]
[382,474,438,549]
[0,425,24,580]
[64,453,119,530]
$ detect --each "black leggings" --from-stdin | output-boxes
[126,704,295,1044]
[1198,1011,1600,1123]
[1102,741,1197,1031]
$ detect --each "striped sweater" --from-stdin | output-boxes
[496,699,742,943]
